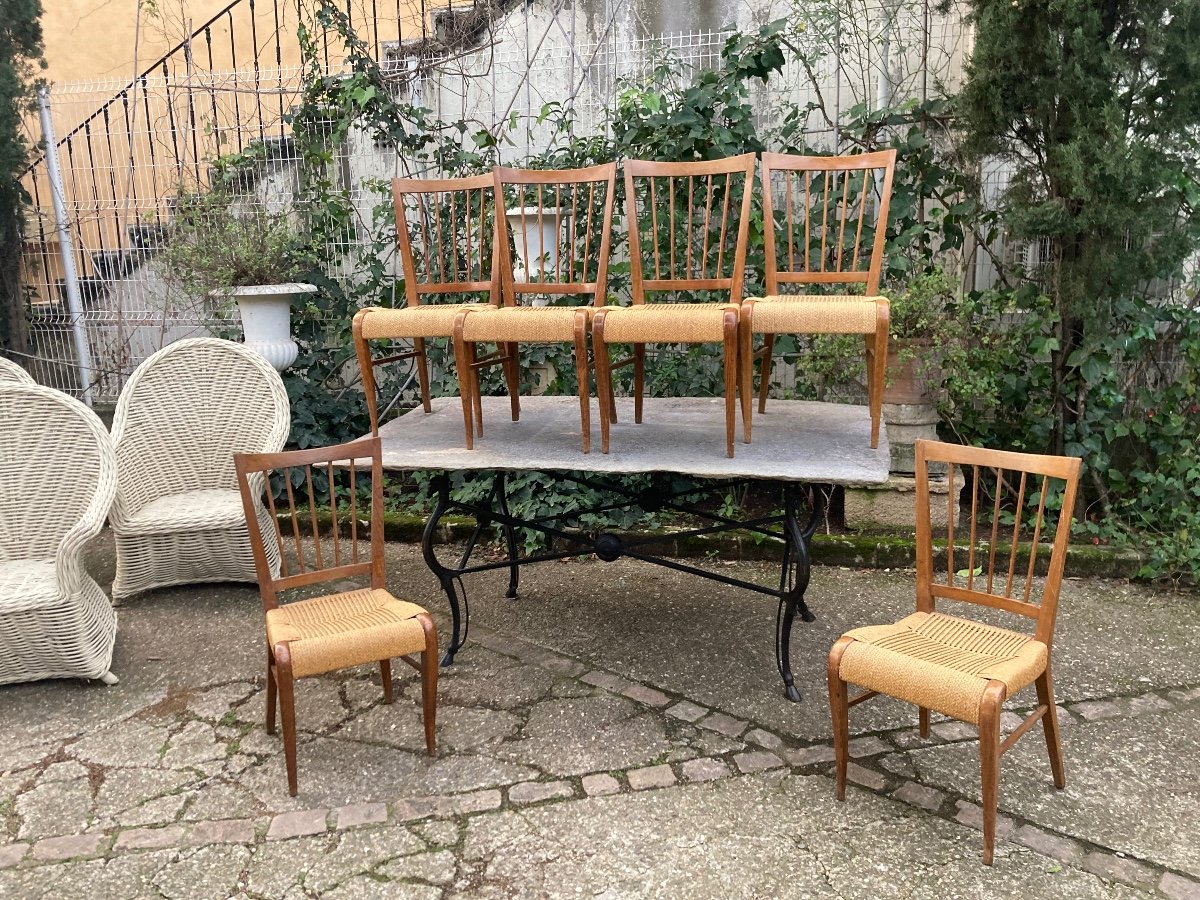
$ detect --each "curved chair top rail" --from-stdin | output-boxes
[623,152,758,178]
[0,357,35,384]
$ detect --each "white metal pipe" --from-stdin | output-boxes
[37,85,95,406]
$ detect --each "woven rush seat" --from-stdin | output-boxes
[356,304,493,340]
[745,295,885,334]
[839,611,1048,724]
[598,303,739,343]
[0,560,59,612]
[459,305,591,343]
[266,588,429,679]
[114,488,243,535]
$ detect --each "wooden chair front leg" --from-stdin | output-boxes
[380,658,394,704]
[592,313,614,454]
[870,303,889,450]
[633,343,646,424]
[418,613,439,756]
[1036,666,1066,789]
[979,680,1007,865]
[451,314,475,450]
[352,311,381,435]
[414,337,433,414]
[574,311,591,454]
[737,301,754,444]
[919,706,930,738]
[723,310,739,458]
[274,642,299,797]
[265,647,277,735]
[757,332,776,414]
[827,636,855,801]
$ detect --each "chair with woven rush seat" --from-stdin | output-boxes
[109,338,290,600]
[354,174,518,435]
[592,154,757,458]
[452,163,617,452]
[0,383,119,685]
[827,439,1082,864]
[740,149,896,448]
[0,357,34,383]
[234,436,438,796]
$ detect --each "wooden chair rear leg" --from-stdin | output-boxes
[470,343,484,437]
[418,614,439,756]
[919,707,930,738]
[380,658,393,704]
[828,636,855,801]
[452,317,475,449]
[757,333,776,414]
[574,315,591,453]
[723,312,738,458]
[633,343,645,424]
[414,337,433,414]
[275,643,299,797]
[979,681,1006,865]
[503,342,521,421]
[1036,668,1066,789]
[265,648,277,735]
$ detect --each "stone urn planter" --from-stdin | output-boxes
[222,283,316,371]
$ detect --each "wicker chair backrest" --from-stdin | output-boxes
[0,357,34,384]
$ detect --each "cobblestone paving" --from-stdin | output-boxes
[1,542,1198,899]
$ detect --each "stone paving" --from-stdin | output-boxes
[1,538,1199,898]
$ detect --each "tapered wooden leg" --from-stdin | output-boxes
[265,648,277,735]
[723,311,738,458]
[574,313,591,453]
[828,636,855,801]
[470,343,484,437]
[352,313,381,435]
[418,614,439,756]
[1036,668,1066,789]
[979,681,1006,865]
[738,304,754,444]
[870,307,889,449]
[503,341,521,421]
[919,707,930,738]
[452,315,475,449]
[633,343,645,424]
[275,643,299,797]
[380,659,393,704]
[758,333,776,414]
[593,315,614,454]
[414,337,433,414]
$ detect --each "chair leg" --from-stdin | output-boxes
[870,311,889,450]
[723,311,738,458]
[979,681,1006,865]
[919,707,930,738]
[414,337,433,414]
[418,613,439,756]
[275,643,299,797]
[265,648,277,735]
[503,342,521,422]
[633,343,645,424]
[380,658,393,704]
[470,343,484,437]
[593,316,614,454]
[574,314,591,454]
[738,309,753,444]
[757,333,776,414]
[827,636,855,801]
[452,316,475,450]
[352,313,381,435]
[1035,667,1066,789]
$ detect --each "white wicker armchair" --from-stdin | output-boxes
[110,338,291,599]
[0,357,34,383]
[0,383,119,685]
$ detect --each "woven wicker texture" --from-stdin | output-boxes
[839,611,1047,723]
[266,588,429,678]
[109,338,290,599]
[460,305,591,343]
[0,383,118,684]
[599,303,738,343]
[0,358,34,383]
[357,304,494,340]
[747,295,885,334]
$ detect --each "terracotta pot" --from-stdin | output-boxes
[884,339,938,406]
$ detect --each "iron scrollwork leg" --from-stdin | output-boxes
[493,472,520,599]
[776,484,824,702]
[422,473,466,666]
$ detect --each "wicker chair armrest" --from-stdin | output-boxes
[56,427,118,593]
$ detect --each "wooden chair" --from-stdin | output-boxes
[828,439,1081,864]
[353,174,519,434]
[740,149,897,448]
[452,163,617,452]
[234,436,438,796]
[592,154,757,458]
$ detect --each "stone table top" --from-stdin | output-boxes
[374,395,889,484]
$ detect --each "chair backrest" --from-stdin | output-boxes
[0,357,35,384]
[914,439,1082,648]
[234,437,383,611]
[493,163,617,307]
[393,173,501,307]
[0,383,116,563]
[760,149,897,296]
[110,338,291,521]
[624,154,757,305]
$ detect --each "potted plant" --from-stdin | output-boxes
[162,187,315,370]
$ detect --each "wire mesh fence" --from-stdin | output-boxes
[17,0,976,402]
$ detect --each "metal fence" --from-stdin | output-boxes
[17,0,975,403]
